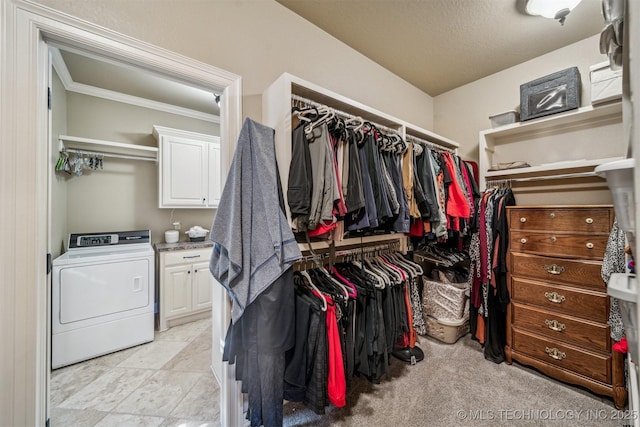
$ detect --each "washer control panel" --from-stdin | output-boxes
[67,230,151,250]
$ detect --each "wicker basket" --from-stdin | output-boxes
[422,277,468,321]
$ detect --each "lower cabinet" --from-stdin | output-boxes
[157,247,213,331]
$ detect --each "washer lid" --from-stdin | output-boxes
[52,245,154,266]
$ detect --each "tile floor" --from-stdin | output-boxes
[49,317,220,427]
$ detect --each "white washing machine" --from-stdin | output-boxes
[51,230,155,369]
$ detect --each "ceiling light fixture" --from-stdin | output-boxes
[525,0,582,25]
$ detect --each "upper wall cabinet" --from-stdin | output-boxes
[153,126,221,208]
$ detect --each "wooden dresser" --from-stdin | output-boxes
[505,205,627,409]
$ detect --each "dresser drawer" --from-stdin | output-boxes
[511,277,608,322]
[512,303,610,352]
[162,248,212,266]
[512,328,611,384]
[509,208,612,233]
[510,252,605,289]
[511,231,608,260]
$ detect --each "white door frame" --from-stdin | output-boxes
[0,1,243,425]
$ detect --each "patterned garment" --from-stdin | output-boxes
[601,219,627,341]
[409,277,427,335]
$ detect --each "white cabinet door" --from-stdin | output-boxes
[161,135,208,207]
[192,261,213,310]
[154,126,221,209]
[163,264,192,318]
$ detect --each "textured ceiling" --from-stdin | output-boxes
[276,0,605,96]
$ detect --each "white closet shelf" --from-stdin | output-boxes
[481,102,622,143]
[59,135,158,162]
[485,157,625,179]
[479,101,624,188]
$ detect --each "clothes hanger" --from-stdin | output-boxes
[372,256,403,285]
[331,267,357,298]
[304,106,335,135]
[311,267,349,302]
[351,259,383,289]
[344,116,364,132]
[294,106,321,123]
[364,258,390,288]
[298,270,327,311]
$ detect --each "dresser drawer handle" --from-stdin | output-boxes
[545,319,566,332]
[550,236,557,243]
[520,238,527,244]
[544,264,565,275]
[544,291,566,304]
[545,347,566,360]
[586,242,594,249]
[550,213,556,219]
[520,217,527,223]
[585,217,593,224]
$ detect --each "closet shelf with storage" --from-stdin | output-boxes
[58,135,159,162]
[479,101,624,188]
[263,72,459,252]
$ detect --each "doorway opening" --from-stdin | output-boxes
[1,2,243,425]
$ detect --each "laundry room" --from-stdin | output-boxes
[2,1,638,427]
[47,45,227,423]
[49,47,220,260]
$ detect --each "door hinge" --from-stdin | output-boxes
[48,87,51,110]
[46,253,52,275]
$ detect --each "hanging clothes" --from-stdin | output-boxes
[468,186,515,364]
[285,251,425,415]
[601,219,627,342]
[288,100,476,245]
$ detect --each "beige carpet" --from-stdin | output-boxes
[283,334,629,427]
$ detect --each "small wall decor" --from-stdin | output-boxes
[520,67,581,121]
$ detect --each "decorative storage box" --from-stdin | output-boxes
[422,277,468,321]
[425,315,470,344]
[590,61,622,105]
[520,67,581,121]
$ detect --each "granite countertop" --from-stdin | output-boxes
[154,240,214,252]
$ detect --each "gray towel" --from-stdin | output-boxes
[209,118,302,323]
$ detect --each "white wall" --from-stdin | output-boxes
[36,0,435,130]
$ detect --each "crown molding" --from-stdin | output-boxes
[50,47,220,124]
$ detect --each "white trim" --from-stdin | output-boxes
[1,1,243,425]
[50,46,221,124]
